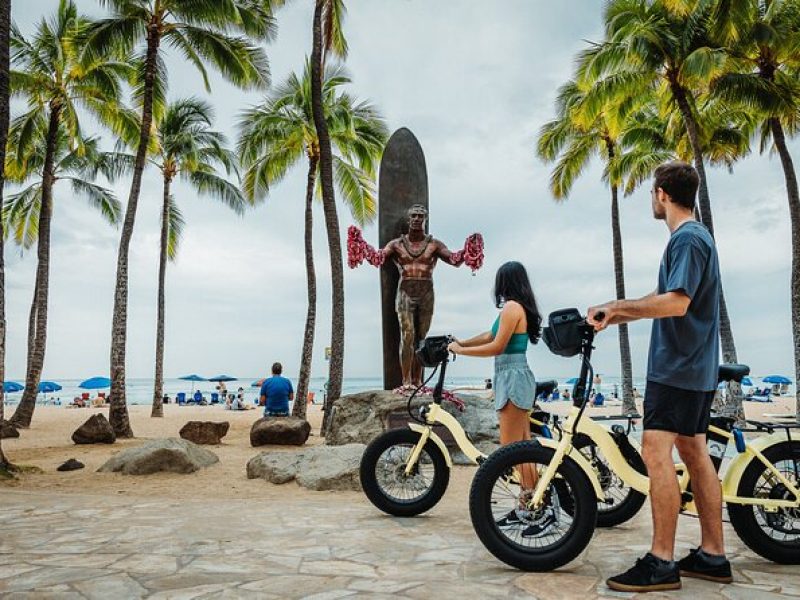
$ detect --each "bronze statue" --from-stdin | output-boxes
[348,205,483,387]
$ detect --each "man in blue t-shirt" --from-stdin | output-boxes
[588,162,729,592]
[260,362,294,417]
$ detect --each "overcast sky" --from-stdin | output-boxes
[5,1,798,384]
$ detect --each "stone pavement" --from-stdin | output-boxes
[0,490,798,599]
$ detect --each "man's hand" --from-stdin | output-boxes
[587,304,614,332]
[447,341,463,355]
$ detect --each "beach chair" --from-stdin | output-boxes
[210,392,219,404]
[593,393,605,407]
[176,392,187,405]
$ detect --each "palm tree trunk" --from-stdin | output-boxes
[610,183,635,413]
[0,0,11,468]
[13,271,39,426]
[10,102,61,428]
[109,26,161,438]
[293,157,319,420]
[311,1,344,435]
[769,118,800,419]
[672,82,743,420]
[151,176,170,418]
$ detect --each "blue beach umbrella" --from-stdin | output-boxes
[38,381,62,393]
[79,377,111,390]
[179,374,207,393]
[719,376,754,389]
[208,375,236,382]
[566,377,579,385]
[179,374,206,382]
[763,375,792,385]
[3,381,23,393]
[251,379,264,388]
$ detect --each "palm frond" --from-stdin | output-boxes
[332,156,375,225]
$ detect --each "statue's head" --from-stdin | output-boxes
[407,204,428,232]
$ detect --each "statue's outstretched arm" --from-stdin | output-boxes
[440,233,484,272]
[347,225,388,268]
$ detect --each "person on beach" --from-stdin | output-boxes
[448,261,552,537]
[587,161,729,592]
[260,362,294,417]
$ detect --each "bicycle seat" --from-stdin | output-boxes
[717,364,750,383]
[536,380,558,397]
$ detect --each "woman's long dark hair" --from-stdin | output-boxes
[493,261,542,344]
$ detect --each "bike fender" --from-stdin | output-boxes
[537,437,605,501]
[722,433,795,498]
[408,423,453,468]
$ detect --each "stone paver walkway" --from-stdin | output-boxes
[1,490,798,599]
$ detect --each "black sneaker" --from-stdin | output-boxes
[606,553,681,592]
[678,547,733,583]
[521,505,558,537]
[495,508,526,529]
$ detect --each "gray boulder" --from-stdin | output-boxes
[325,390,497,448]
[296,444,364,491]
[98,438,218,475]
[72,414,116,444]
[0,419,19,439]
[179,421,229,445]
[246,452,303,484]
[246,443,366,491]
[250,417,311,447]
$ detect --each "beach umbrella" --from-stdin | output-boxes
[566,377,579,385]
[79,377,111,389]
[208,375,236,382]
[251,379,265,388]
[742,377,753,387]
[3,381,23,393]
[763,375,792,385]
[179,374,207,393]
[38,381,62,393]
[179,374,206,382]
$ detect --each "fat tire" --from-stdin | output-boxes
[469,440,597,571]
[573,436,647,528]
[728,441,800,564]
[360,428,450,517]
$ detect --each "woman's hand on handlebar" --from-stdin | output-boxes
[447,340,463,355]
[587,305,612,331]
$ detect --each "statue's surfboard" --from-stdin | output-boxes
[378,128,429,390]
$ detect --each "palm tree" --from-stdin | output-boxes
[584,0,746,417]
[148,98,248,418]
[8,0,132,428]
[310,0,348,433]
[3,126,125,416]
[710,0,800,417]
[537,79,672,414]
[0,0,11,470]
[238,61,387,420]
[85,0,274,437]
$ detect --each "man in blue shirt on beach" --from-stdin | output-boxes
[260,362,294,417]
[588,161,729,592]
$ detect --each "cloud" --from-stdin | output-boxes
[4,0,798,385]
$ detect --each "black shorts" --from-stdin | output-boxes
[643,380,715,436]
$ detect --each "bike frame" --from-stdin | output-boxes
[402,358,605,500]
[528,326,800,513]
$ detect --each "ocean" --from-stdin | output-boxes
[7,374,656,407]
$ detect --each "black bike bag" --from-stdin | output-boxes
[416,336,450,367]
[542,308,584,357]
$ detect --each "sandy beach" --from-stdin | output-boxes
[2,393,797,504]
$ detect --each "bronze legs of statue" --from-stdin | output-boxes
[395,278,434,386]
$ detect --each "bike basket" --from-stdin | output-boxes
[542,308,585,357]
[416,336,450,367]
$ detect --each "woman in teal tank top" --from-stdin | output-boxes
[448,262,545,534]
[447,261,541,435]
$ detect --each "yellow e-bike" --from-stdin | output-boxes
[359,335,646,527]
[469,309,800,571]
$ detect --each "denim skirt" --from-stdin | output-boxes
[494,353,536,411]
